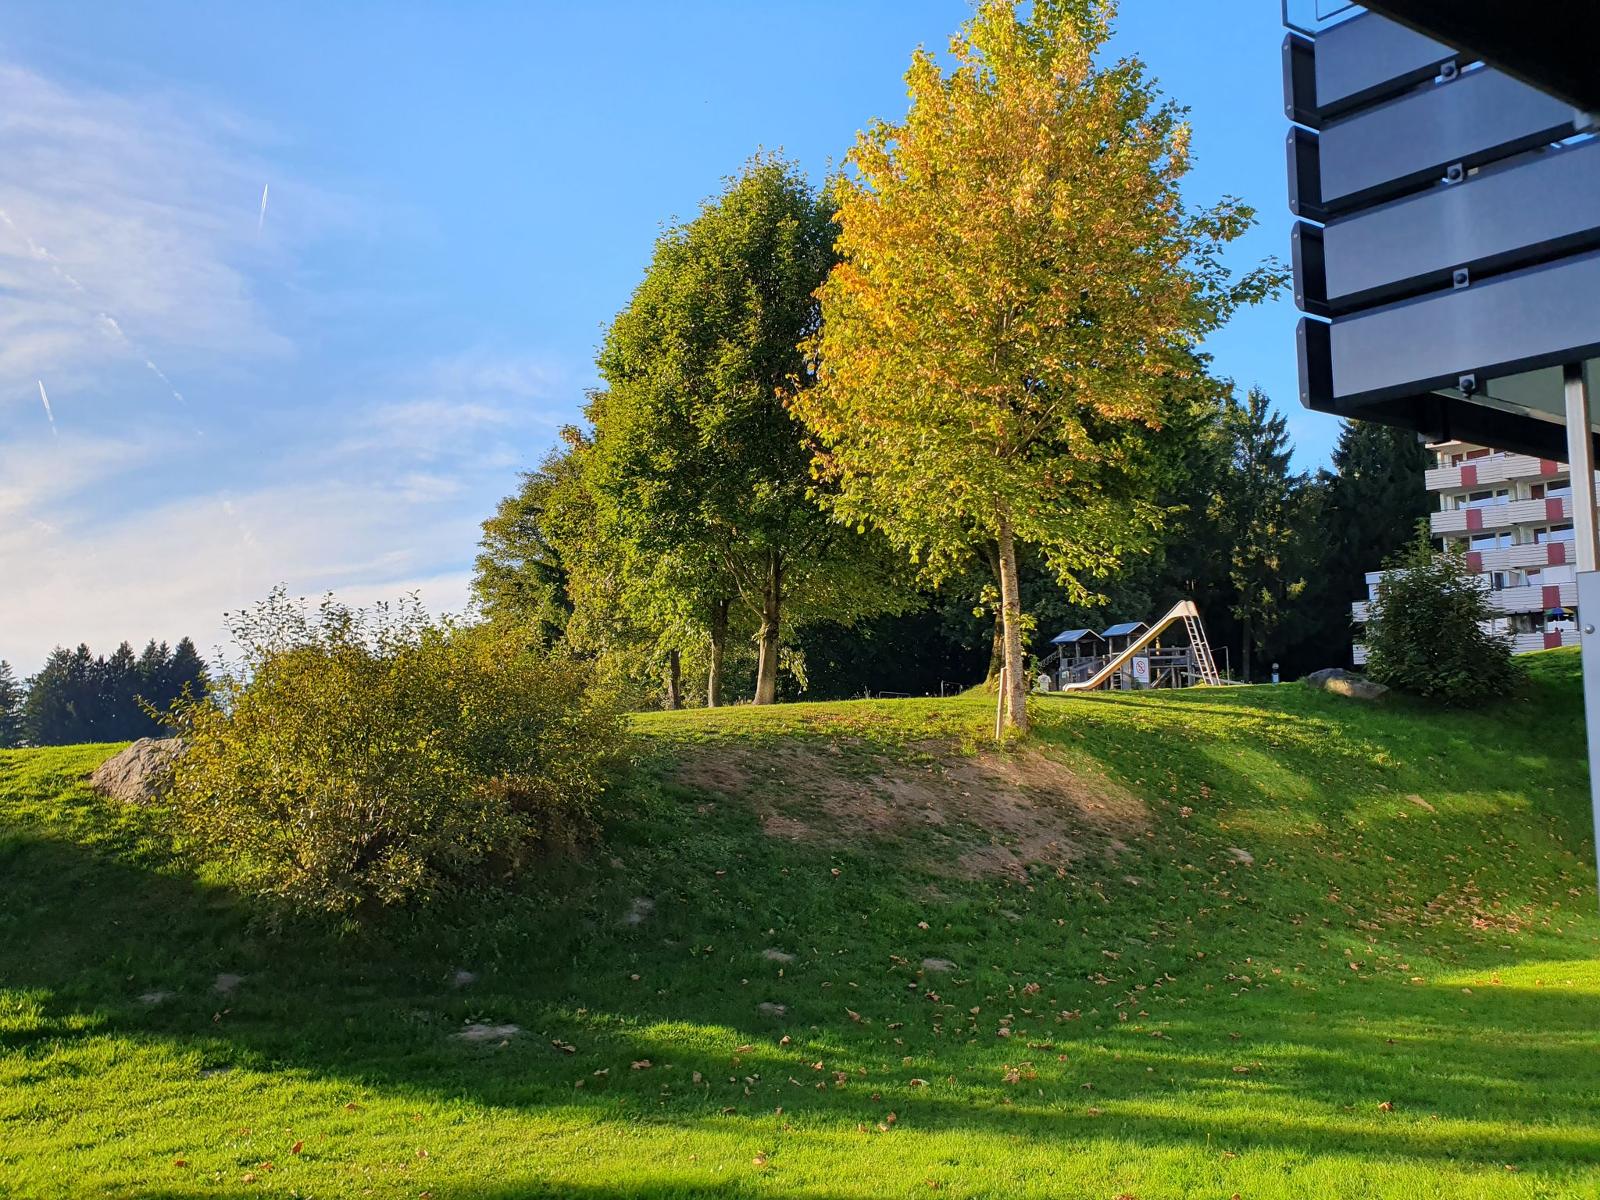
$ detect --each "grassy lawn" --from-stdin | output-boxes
[2,650,1597,1198]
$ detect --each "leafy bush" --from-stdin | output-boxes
[167,589,626,917]
[1364,524,1520,706]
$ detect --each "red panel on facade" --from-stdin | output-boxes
[1466,508,1484,531]
[1546,498,1565,521]
[1550,541,1568,565]
[1466,551,1484,572]
[1543,584,1562,610]
[1540,458,1560,476]
[1460,464,1478,487]
[1546,632,1564,649]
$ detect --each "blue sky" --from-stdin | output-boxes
[0,2,1327,674]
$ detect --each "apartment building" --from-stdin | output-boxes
[1351,441,1583,665]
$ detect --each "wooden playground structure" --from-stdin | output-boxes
[1037,600,1221,692]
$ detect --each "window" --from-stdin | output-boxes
[1456,488,1509,510]
[1536,524,1576,544]
[1469,531,1512,549]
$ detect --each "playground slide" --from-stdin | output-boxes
[1054,600,1214,692]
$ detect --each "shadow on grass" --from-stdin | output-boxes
[3,808,1599,1174]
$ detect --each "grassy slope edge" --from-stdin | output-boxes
[0,650,1596,1199]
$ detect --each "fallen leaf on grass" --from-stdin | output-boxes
[290,1141,303,1155]
[631,1059,653,1070]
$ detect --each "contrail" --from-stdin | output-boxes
[37,380,57,437]
[1,207,191,411]
[257,183,269,233]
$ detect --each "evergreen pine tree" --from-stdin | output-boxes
[167,637,208,706]
[1217,387,1304,682]
[0,661,23,748]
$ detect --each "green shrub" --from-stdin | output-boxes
[1364,524,1520,706]
[167,589,626,918]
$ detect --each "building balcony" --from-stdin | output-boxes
[1467,540,1573,573]
[1426,453,1563,492]
[1513,629,1580,653]
[1432,496,1570,535]
[1486,580,1578,616]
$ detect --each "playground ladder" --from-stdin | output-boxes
[1181,606,1222,686]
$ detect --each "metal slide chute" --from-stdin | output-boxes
[1054,600,1221,692]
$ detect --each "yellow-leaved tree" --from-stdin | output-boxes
[793,0,1278,730]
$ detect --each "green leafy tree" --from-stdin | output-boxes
[1217,387,1304,682]
[591,155,909,705]
[472,443,578,647]
[0,660,23,748]
[1364,524,1519,705]
[795,0,1276,729]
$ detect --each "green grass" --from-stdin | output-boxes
[2,651,1597,1198]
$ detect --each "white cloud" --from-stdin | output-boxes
[0,63,572,676]
[0,62,345,417]
[0,349,572,675]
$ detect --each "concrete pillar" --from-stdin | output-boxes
[1565,362,1599,572]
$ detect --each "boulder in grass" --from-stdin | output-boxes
[89,737,183,805]
[1303,668,1389,701]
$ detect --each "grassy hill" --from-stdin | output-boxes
[1,649,1596,1198]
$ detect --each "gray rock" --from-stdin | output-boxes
[456,1022,521,1042]
[212,973,245,995]
[762,948,796,964]
[1226,847,1255,866]
[920,958,957,974]
[757,1002,787,1018]
[452,970,478,988]
[89,737,183,805]
[621,897,655,927]
[1303,668,1388,701]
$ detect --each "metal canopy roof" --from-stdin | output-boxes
[1050,628,1104,645]
[1101,621,1147,639]
[1364,0,1600,112]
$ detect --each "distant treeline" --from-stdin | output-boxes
[0,639,208,748]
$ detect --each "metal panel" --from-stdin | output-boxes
[1316,67,1577,212]
[1311,10,1456,119]
[1324,252,1600,404]
[1307,141,1600,312]
[1285,127,1325,221]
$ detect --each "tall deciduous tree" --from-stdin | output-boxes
[795,0,1275,730]
[591,155,909,705]
[472,440,580,648]
[1217,386,1304,682]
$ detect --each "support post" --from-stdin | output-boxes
[1578,571,1600,915]
[995,667,1007,742]
[1568,364,1600,914]
[1565,363,1598,572]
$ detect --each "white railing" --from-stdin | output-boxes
[1433,496,1570,534]
[1426,453,1563,492]
[1487,581,1578,615]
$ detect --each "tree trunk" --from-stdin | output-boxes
[665,648,682,710]
[1240,609,1253,684]
[995,516,1029,733]
[753,552,782,705]
[707,599,730,708]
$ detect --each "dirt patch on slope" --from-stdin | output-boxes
[671,740,1145,882]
